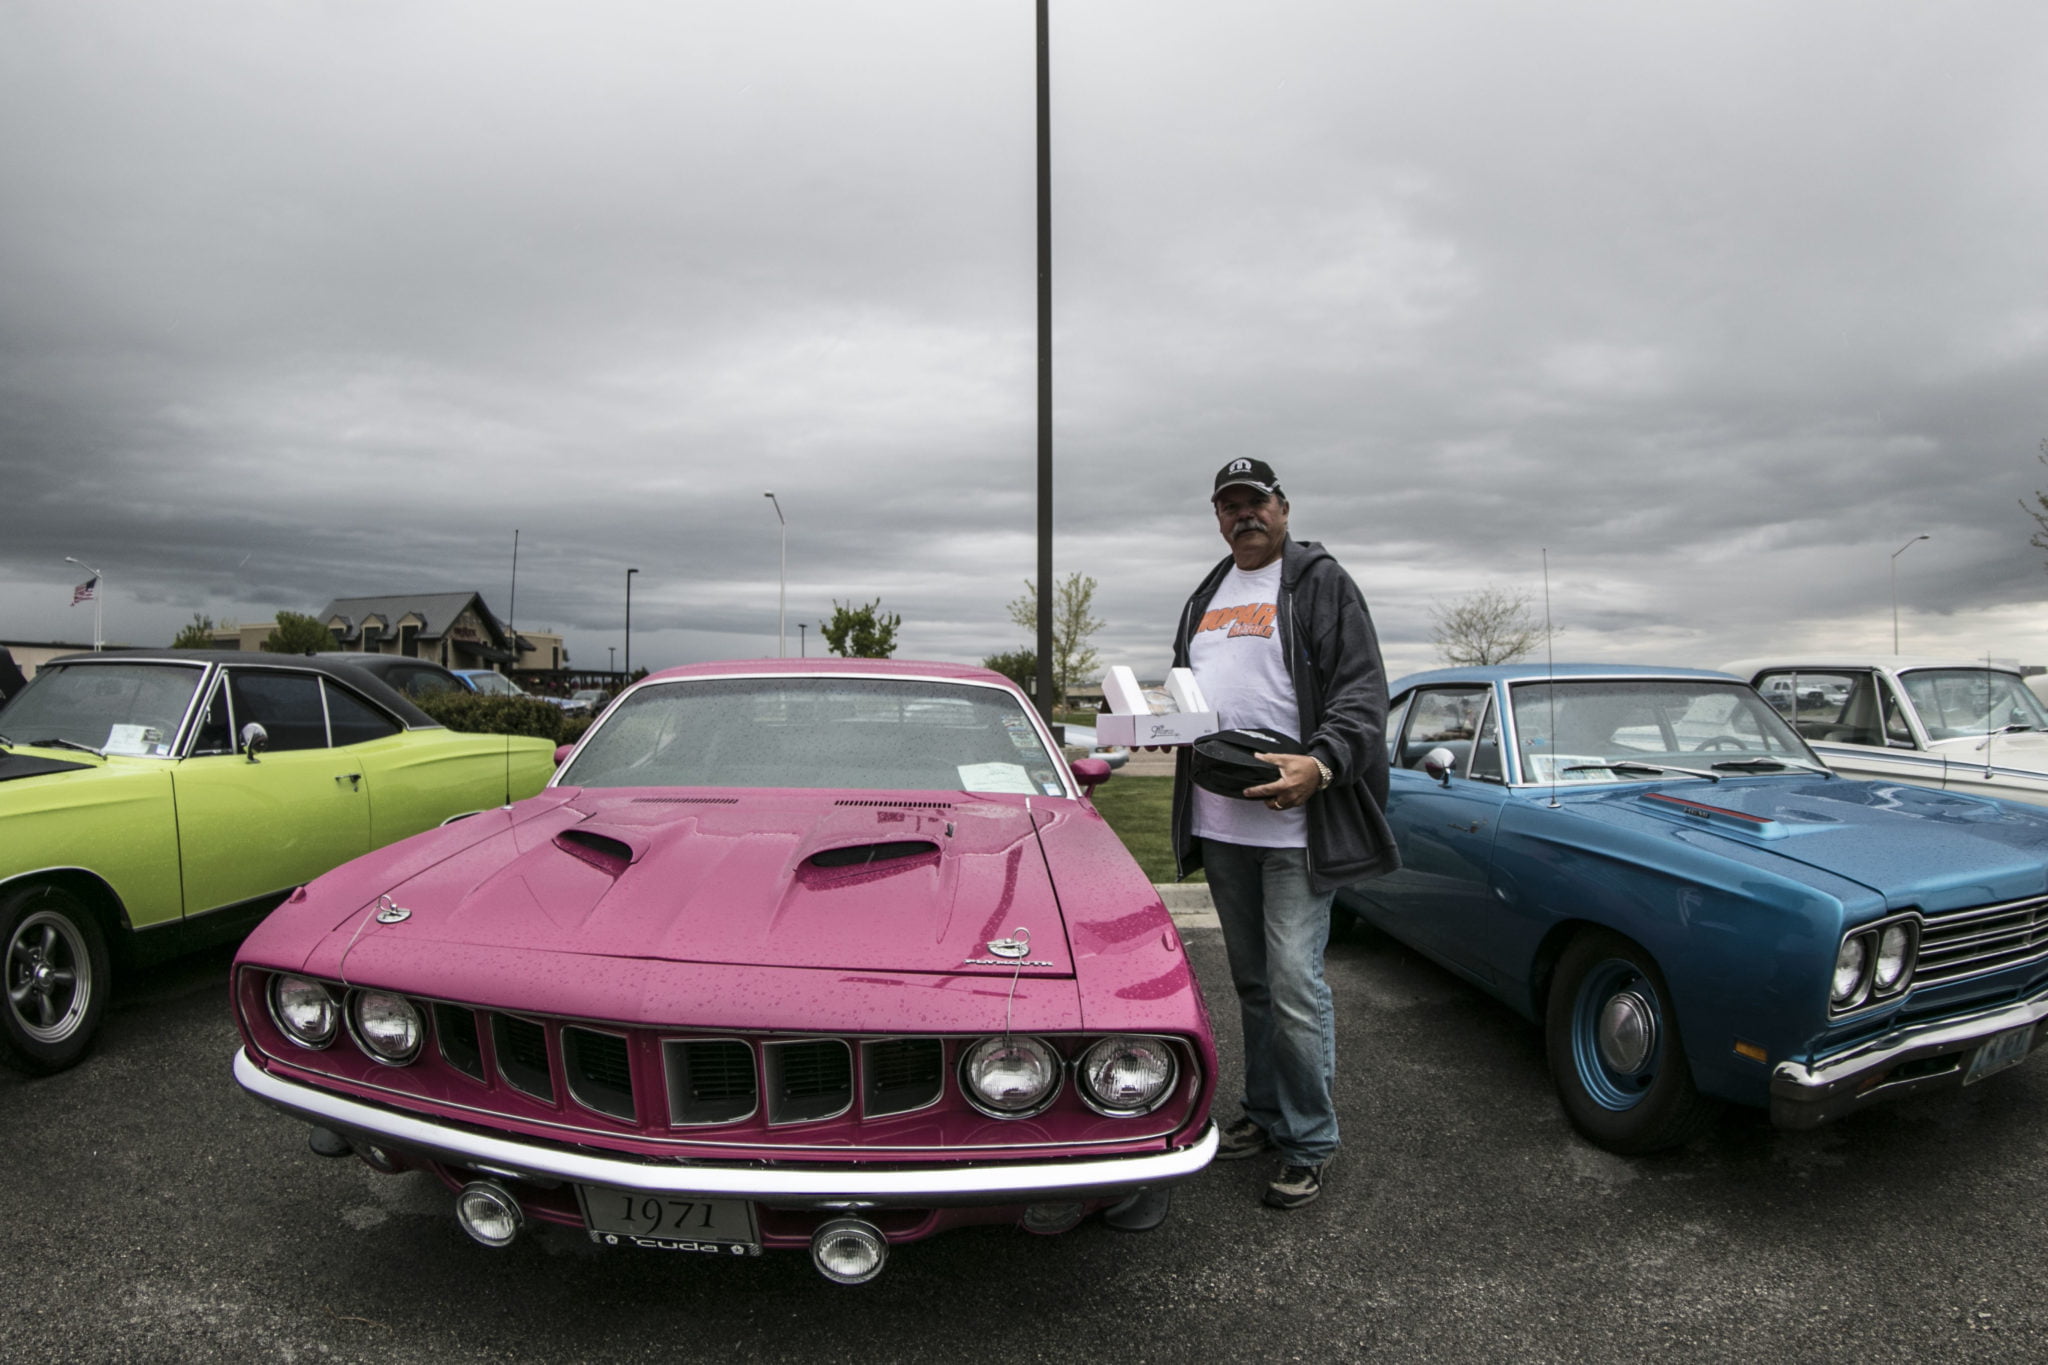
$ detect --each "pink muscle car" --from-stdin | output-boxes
[231,660,1217,1282]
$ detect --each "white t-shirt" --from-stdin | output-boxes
[1188,560,1306,849]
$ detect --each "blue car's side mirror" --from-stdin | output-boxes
[1422,746,1457,787]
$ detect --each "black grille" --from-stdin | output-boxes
[434,1003,485,1080]
[492,1015,554,1102]
[564,1027,635,1120]
[1916,895,2048,988]
[766,1039,853,1123]
[864,1037,944,1116]
[665,1039,758,1125]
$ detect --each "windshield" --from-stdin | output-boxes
[0,662,204,756]
[1899,669,2048,738]
[1511,679,1815,784]
[560,676,1067,795]
[463,672,522,696]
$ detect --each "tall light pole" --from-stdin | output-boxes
[764,491,786,657]
[1032,0,1055,722]
[608,645,616,675]
[798,622,807,658]
[65,556,103,651]
[1891,535,1929,653]
[624,568,639,678]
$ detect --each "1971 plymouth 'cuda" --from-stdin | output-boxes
[230,660,1216,1282]
[1339,664,2048,1153]
[0,650,556,1075]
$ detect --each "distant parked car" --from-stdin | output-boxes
[452,669,525,697]
[1060,723,1130,770]
[1729,656,2048,806]
[314,653,471,702]
[230,659,1215,1280]
[568,688,609,716]
[1340,663,2048,1153]
[0,651,557,1075]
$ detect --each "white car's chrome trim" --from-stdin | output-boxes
[234,1049,1215,1202]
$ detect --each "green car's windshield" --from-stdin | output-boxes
[1511,679,1816,785]
[561,677,1068,795]
[1899,669,2048,739]
[0,662,204,757]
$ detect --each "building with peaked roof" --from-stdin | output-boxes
[201,592,565,674]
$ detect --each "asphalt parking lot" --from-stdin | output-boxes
[6,921,2048,1363]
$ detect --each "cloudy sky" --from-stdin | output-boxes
[4,0,2045,683]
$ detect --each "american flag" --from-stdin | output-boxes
[71,576,96,606]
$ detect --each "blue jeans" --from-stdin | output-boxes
[1202,840,1339,1165]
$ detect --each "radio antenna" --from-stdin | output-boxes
[1544,548,1560,810]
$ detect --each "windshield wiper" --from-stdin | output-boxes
[1710,757,1833,776]
[1563,761,1720,782]
[29,736,105,757]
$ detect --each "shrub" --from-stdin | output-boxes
[416,691,570,743]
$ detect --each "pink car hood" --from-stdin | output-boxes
[354,790,1075,976]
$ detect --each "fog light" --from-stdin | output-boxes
[810,1217,888,1284]
[1021,1201,1086,1235]
[454,1180,524,1249]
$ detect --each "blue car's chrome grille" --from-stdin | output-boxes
[1915,895,2048,988]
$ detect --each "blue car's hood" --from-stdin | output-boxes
[1558,777,2048,909]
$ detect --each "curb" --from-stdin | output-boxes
[1155,882,1218,929]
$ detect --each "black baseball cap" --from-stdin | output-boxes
[1212,458,1280,499]
[1190,727,1308,800]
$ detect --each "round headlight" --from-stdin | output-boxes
[350,990,424,1064]
[271,975,338,1048]
[1077,1035,1179,1116]
[1831,934,1870,1006]
[1873,922,1913,992]
[960,1035,1062,1118]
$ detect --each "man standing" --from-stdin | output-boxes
[1171,457,1399,1209]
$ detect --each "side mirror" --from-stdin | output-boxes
[1422,746,1457,786]
[1071,756,1112,796]
[553,743,575,767]
[239,721,269,763]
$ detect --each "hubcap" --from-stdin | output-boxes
[5,911,91,1043]
[1596,989,1657,1074]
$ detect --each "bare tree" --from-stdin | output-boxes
[2023,439,2048,569]
[1430,586,1542,666]
[1006,572,1105,705]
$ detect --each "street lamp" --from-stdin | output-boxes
[1891,535,1929,654]
[65,555,103,651]
[624,568,639,678]
[764,491,786,658]
[608,645,616,675]
[798,622,807,659]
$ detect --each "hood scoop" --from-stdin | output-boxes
[806,839,942,871]
[553,828,643,875]
[1638,792,1786,839]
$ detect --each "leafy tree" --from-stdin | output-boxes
[1006,572,1104,705]
[982,648,1036,691]
[2024,439,2048,568]
[170,613,216,649]
[1429,586,1543,667]
[261,610,338,654]
[820,598,901,658]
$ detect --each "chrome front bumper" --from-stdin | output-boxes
[234,1050,1217,1205]
[1769,981,2048,1129]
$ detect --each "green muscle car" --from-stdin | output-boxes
[0,650,555,1075]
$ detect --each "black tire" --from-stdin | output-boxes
[1543,928,1720,1154]
[0,883,111,1076]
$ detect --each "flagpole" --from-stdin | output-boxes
[65,556,104,651]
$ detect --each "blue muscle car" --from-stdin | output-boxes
[1338,664,2048,1152]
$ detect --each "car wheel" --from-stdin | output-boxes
[1544,928,1719,1154]
[0,883,111,1076]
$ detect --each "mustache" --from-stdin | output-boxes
[1231,516,1269,537]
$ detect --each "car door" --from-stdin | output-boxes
[172,668,370,916]
[336,680,521,845]
[1364,684,1513,985]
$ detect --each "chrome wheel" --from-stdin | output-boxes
[0,886,110,1076]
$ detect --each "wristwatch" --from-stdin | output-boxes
[1312,757,1333,790]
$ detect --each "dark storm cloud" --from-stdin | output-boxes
[3,1,2044,680]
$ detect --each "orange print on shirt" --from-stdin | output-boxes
[1196,603,1277,639]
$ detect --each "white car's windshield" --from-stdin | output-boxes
[561,677,1067,795]
[1511,679,1816,784]
[0,662,203,756]
[1899,669,2048,738]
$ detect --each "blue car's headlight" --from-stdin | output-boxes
[1831,914,1920,1013]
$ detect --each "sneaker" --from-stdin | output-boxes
[1215,1116,1273,1161]
[1263,1160,1326,1210]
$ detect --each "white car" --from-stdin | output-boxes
[1726,656,2048,806]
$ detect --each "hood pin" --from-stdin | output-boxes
[374,895,411,925]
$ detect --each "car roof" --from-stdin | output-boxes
[41,649,439,728]
[1391,662,1739,692]
[637,658,1017,687]
[1725,655,2027,678]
